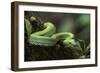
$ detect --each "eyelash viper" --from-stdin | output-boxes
[25,17,76,47]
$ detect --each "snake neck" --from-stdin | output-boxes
[33,22,56,37]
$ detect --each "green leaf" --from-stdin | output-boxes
[24,18,32,39]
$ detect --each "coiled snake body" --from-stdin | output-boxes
[25,17,76,47]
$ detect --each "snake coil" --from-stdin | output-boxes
[25,17,76,47]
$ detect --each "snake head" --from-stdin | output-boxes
[63,39,76,48]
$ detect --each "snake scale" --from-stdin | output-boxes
[25,16,76,47]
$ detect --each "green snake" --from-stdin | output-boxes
[25,17,76,47]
